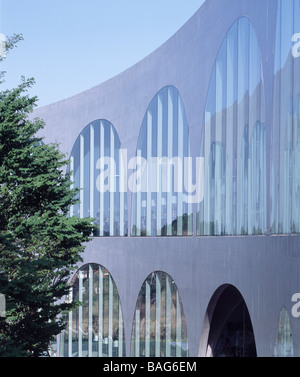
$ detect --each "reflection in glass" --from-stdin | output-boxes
[271,0,300,234]
[131,86,193,237]
[197,17,266,236]
[274,307,294,357]
[131,272,189,357]
[214,301,257,357]
[69,120,128,237]
[60,264,125,357]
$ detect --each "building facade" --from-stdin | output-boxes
[33,0,300,357]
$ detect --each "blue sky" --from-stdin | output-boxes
[0,0,205,107]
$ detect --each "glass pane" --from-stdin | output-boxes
[131,272,189,357]
[69,121,127,237]
[83,127,90,219]
[131,86,193,237]
[60,264,126,357]
[271,0,300,234]
[197,17,266,236]
[274,308,294,357]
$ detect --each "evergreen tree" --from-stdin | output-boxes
[0,35,96,357]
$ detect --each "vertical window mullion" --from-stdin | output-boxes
[165,276,171,357]
[176,290,182,357]
[80,135,84,218]
[68,288,73,357]
[167,89,173,236]
[119,149,126,237]
[98,266,103,357]
[147,111,152,236]
[70,156,74,217]
[88,265,93,357]
[155,274,161,356]
[135,309,140,357]
[136,149,142,236]
[78,271,83,357]
[108,275,113,356]
[89,125,95,219]
[110,127,115,236]
[226,31,234,235]
[187,143,193,235]
[249,19,256,235]
[99,122,104,236]
[118,301,123,357]
[157,95,163,236]
[143,280,150,356]
[177,98,184,236]
[204,111,211,235]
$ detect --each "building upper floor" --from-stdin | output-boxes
[32,0,300,238]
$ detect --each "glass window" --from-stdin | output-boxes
[274,307,294,357]
[197,17,266,236]
[131,86,193,237]
[271,0,300,234]
[60,264,126,357]
[69,120,128,237]
[131,271,189,357]
[205,285,257,357]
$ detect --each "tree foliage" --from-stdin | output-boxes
[0,35,96,356]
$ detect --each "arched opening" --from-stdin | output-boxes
[274,307,294,357]
[199,285,257,357]
[131,86,193,237]
[69,119,127,237]
[131,271,189,357]
[197,16,267,236]
[60,264,126,357]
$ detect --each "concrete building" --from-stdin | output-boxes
[33,0,300,357]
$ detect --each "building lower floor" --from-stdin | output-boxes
[52,235,300,357]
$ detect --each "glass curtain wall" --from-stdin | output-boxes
[69,120,127,237]
[271,0,300,234]
[131,86,193,237]
[60,264,126,357]
[197,17,267,236]
[131,272,189,357]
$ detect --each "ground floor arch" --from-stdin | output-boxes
[199,284,257,357]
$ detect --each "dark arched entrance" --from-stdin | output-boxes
[199,285,257,357]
